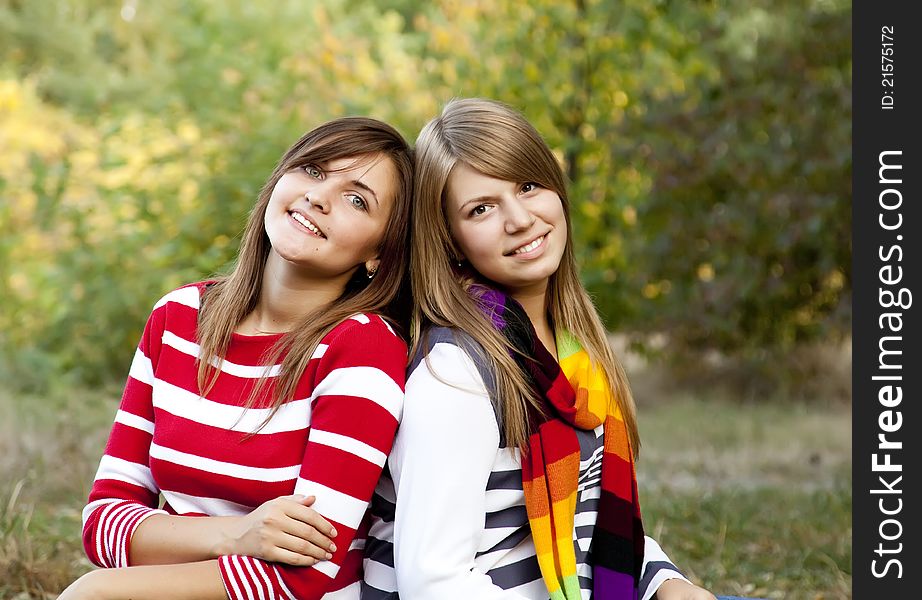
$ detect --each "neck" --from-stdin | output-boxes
[238,252,348,335]
[509,283,556,359]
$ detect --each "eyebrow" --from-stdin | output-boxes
[351,179,380,208]
[457,195,496,214]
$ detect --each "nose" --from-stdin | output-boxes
[503,196,536,233]
[306,187,330,213]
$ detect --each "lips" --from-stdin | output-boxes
[289,210,325,238]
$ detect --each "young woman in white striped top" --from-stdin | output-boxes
[363,99,718,600]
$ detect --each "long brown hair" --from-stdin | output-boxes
[197,117,413,423]
[412,98,639,452]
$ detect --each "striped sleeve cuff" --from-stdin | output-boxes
[218,555,301,600]
[639,561,689,600]
[92,501,167,568]
[639,535,690,600]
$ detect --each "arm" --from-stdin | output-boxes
[74,298,227,596]
[58,561,227,600]
[391,342,530,600]
[129,494,336,566]
[640,535,689,600]
[82,303,169,568]
[216,316,406,600]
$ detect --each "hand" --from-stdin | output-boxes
[655,578,718,600]
[220,494,338,566]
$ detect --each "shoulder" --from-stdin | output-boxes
[150,281,211,313]
[143,281,211,336]
[323,313,407,352]
[410,326,486,370]
[312,314,408,406]
[400,328,503,447]
[408,326,497,404]
[316,314,409,382]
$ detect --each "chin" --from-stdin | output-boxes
[505,272,555,291]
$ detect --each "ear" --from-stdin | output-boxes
[365,257,381,274]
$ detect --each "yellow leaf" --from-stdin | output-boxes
[697,263,715,282]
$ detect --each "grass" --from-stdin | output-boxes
[637,397,851,599]
[643,486,851,599]
[0,386,851,599]
[1,385,112,598]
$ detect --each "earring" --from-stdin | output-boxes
[367,267,378,279]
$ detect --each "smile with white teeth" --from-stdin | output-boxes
[512,235,545,255]
[290,211,325,237]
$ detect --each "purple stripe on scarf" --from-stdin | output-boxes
[593,566,638,600]
[471,286,508,329]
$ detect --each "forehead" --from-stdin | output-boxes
[326,154,393,178]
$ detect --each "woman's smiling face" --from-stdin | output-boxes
[264,153,397,280]
[445,161,566,297]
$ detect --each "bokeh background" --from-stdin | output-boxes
[1,1,851,598]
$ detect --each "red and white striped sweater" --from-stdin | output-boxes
[82,282,407,600]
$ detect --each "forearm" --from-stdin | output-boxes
[129,514,238,565]
[641,535,691,600]
[61,560,227,600]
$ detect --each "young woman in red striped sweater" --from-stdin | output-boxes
[59,117,414,600]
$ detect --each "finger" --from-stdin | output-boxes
[266,546,323,567]
[277,517,336,551]
[284,519,338,553]
[288,505,337,538]
[280,494,316,506]
[276,531,335,561]
[277,494,306,502]
[276,494,319,512]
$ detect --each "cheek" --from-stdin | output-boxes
[555,205,567,225]
[270,175,297,198]
[545,196,566,222]
[265,185,291,217]
[353,219,389,254]
[452,224,484,261]
[461,236,500,274]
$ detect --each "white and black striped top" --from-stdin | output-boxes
[362,328,687,600]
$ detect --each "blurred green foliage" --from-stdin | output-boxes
[0,0,850,391]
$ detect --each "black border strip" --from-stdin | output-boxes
[853,2,920,597]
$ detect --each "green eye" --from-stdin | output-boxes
[305,165,323,178]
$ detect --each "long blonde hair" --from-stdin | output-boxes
[197,117,413,422]
[412,98,639,452]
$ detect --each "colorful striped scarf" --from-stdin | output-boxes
[474,288,644,600]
